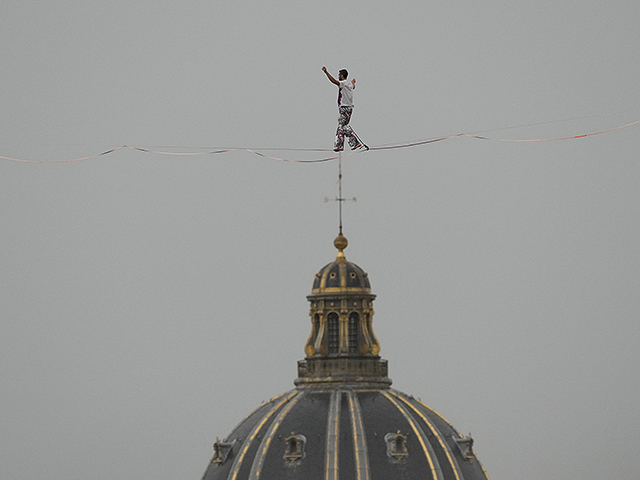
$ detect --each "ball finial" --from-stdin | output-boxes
[334,233,348,252]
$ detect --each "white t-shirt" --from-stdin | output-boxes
[338,80,354,107]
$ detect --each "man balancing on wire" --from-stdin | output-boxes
[322,66,368,152]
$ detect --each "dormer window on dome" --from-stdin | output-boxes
[283,433,306,462]
[212,438,236,467]
[385,431,409,461]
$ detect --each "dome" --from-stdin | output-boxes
[202,388,488,480]
[201,235,490,480]
[312,233,371,294]
[311,259,371,294]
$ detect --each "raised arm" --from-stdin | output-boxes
[322,66,340,86]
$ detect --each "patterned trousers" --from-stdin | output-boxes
[335,106,361,149]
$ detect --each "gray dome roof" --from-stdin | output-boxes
[202,388,488,480]
[311,234,371,294]
[312,258,371,293]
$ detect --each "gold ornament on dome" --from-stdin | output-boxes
[334,233,348,252]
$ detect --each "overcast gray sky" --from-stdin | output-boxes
[1,2,639,479]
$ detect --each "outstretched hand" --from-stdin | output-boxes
[351,78,356,87]
[322,66,340,86]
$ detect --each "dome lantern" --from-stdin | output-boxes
[295,234,389,388]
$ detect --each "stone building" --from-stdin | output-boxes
[201,234,490,480]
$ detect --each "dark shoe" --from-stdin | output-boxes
[333,147,343,152]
